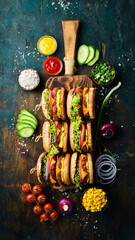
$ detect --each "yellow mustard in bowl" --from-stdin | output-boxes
[37,36,57,55]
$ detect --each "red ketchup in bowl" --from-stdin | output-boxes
[43,57,63,75]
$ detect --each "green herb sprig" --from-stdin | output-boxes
[93,82,122,161]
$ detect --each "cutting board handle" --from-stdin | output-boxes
[62,20,80,75]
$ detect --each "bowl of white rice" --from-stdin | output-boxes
[18,68,40,91]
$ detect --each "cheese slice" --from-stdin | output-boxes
[56,156,61,176]
[57,127,61,136]
[59,126,64,148]
[83,88,89,115]
[81,169,88,179]
[49,158,56,184]
[56,89,61,118]
[61,158,64,182]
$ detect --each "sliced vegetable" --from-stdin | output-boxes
[17,120,36,130]
[85,45,95,64]
[18,127,34,138]
[95,154,117,184]
[16,122,33,131]
[59,198,72,214]
[92,62,115,84]
[20,110,38,124]
[77,45,89,65]
[18,114,37,126]
[87,47,100,66]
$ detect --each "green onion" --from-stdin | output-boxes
[93,82,122,161]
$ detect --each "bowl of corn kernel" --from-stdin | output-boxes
[82,187,108,213]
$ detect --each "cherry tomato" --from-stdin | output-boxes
[49,211,59,221]
[32,185,42,195]
[26,193,35,203]
[43,203,53,213]
[33,205,43,215]
[40,213,49,222]
[22,183,31,193]
[37,194,47,204]
[79,123,85,147]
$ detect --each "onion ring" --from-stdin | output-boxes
[95,154,117,184]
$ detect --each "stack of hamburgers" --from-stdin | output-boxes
[36,86,96,189]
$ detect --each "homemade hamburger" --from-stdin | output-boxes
[37,152,57,185]
[56,153,71,186]
[67,87,83,119]
[67,87,96,119]
[83,87,96,119]
[70,121,93,153]
[42,121,68,153]
[70,152,93,188]
[42,87,66,121]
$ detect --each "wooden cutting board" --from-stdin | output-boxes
[46,75,93,92]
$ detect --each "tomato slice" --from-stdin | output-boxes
[49,91,53,117]
[54,121,58,127]
[79,155,83,183]
[79,123,85,147]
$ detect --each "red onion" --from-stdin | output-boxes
[100,123,116,140]
[95,154,117,184]
[45,157,50,181]
[59,198,72,214]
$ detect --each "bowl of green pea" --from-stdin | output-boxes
[91,62,115,85]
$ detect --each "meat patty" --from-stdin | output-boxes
[50,156,57,181]
[54,122,62,149]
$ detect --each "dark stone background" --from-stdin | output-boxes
[0,1,135,240]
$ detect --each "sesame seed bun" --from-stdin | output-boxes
[60,87,66,120]
[67,89,74,118]
[56,154,71,186]
[42,121,51,152]
[62,122,68,153]
[70,152,78,184]
[88,88,96,119]
[87,153,93,184]
[87,121,93,152]
[41,89,50,120]
[36,152,46,184]
[62,154,71,185]
[69,121,76,152]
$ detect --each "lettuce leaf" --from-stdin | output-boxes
[74,163,82,189]
[73,116,82,153]
[44,90,51,118]
[70,94,80,122]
